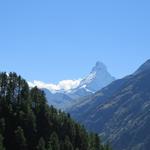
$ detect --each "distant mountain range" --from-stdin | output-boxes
[69,60,150,150]
[28,61,115,109]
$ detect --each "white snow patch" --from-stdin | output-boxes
[28,79,81,92]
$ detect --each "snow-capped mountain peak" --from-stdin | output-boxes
[28,61,115,93]
[79,61,115,92]
[28,61,115,109]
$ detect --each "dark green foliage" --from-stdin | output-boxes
[61,136,73,150]
[48,132,60,150]
[0,72,111,150]
[47,141,52,150]
[0,118,5,135]
[88,133,101,150]
[0,134,5,150]
[14,126,27,150]
[37,137,46,150]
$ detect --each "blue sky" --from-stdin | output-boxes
[0,0,150,83]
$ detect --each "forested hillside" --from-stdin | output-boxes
[0,72,110,150]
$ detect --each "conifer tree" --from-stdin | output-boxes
[14,126,27,150]
[62,136,73,150]
[49,132,60,150]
